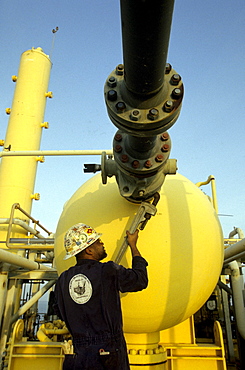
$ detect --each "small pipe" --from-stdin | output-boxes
[10,280,56,324]
[229,227,244,239]
[37,323,69,342]
[0,248,55,271]
[217,280,232,295]
[229,261,245,339]
[0,149,113,158]
[42,326,69,335]
[195,175,218,213]
[36,326,53,342]
[224,251,245,266]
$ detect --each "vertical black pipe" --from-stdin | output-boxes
[120,0,175,96]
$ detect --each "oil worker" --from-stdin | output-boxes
[54,223,148,370]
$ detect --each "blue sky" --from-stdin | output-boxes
[1,0,245,238]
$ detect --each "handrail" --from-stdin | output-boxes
[5,203,54,250]
[0,149,113,157]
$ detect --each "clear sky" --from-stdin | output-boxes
[1,0,245,238]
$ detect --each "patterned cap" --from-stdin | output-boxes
[63,223,102,260]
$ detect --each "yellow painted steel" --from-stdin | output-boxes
[6,320,64,370]
[164,321,227,370]
[126,332,167,369]
[54,172,224,334]
[0,47,51,245]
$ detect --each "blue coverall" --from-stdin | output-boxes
[54,256,148,370]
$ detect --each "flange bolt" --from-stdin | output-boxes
[107,76,117,88]
[172,88,182,99]
[165,63,172,74]
[130,110,140,121]
[116,102,126,113]
[132,160,140,169]
[170,74,181,85]
[161,144,170,152]
[121,154,129,163]
[161,132,169,141]
[147,108,159,120]
[155,154,164,162]
[114,133,122,142]
[144,160,152,168]
[114,145,122,153]
[116,64,124,75]
[108,90,117,101]
[163,100,174,112]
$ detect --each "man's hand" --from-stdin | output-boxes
[126,230,141,257]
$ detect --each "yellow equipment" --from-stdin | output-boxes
[53,172,225,369]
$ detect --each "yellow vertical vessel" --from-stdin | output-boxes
[0,47,52,245]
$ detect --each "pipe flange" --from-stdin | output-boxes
[104,64,183,136]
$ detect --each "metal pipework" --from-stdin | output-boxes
[105,0,183,136]
[196,175,218,213]
[10,280,56,325]
[229,227,244,239]
[0,248,55,271]
[229,261,245,340]
[101,0,182,202]
[224,238,245,264]
[0,149,113,158]
[120,0,174,96]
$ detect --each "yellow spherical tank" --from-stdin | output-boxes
[54,173,223,332]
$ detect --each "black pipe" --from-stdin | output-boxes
[120,0,175,96]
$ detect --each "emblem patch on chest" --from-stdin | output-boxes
[69,274,93,304]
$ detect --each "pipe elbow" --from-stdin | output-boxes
[36,324,53,342]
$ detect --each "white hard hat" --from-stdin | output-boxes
[63,223,102,260]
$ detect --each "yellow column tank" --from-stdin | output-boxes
[0,47,51,244]
[54,172,223,332]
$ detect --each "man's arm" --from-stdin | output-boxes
[112,229,148,293]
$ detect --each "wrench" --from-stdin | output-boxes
[114,193,160,263]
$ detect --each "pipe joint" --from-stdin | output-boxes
[104,65,183,136]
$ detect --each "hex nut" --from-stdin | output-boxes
[116,102,126,113]
[107,76,117,88]
[147,108,159,120]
